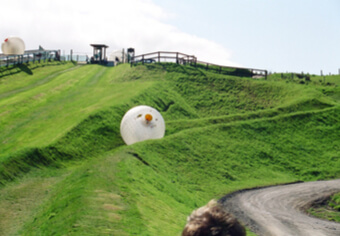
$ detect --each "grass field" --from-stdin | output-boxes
[0,61,339,235]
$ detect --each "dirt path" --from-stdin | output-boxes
[220,179,340,236]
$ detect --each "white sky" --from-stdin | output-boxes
[1,0,339,74]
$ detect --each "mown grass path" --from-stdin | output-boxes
[0,65,80,100]
[0,63,155,161]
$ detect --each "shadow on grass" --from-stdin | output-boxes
[0,61,71,79]
[0,64,33,78]
[18,64,33,75]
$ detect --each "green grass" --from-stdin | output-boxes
[0,63,155,160]
[268,72,340,86]
[0,62,339,235]
[308,193,340,222]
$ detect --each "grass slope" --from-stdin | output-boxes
[0,62,339,235]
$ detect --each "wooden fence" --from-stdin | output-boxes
[131,51,267,79]
[195,60,268,79]
[131,51,197,65]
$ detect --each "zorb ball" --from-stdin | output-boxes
[120,105,165,145]
[1,37,25,55]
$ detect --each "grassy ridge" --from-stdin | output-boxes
[0,63,339,235]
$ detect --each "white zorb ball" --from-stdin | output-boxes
[120,105,165,145]
[1,37,25,55]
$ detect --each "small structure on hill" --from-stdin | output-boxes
[90,44,108,64]
[127,48,135,63]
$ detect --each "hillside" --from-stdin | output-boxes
[0,61,339,235]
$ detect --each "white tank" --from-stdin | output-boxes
[1,37,25,55]
[120,105,165,145]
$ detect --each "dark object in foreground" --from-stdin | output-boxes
[182,200,246,236]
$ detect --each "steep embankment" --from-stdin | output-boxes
[0,62,339,235]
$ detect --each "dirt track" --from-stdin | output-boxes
[220,179,340,236]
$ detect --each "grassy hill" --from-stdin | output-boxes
[0,61,339,235]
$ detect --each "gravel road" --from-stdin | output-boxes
[220,179,340,236]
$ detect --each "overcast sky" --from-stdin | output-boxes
[1,0,339,74]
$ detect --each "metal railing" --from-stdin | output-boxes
[0,49,60,68]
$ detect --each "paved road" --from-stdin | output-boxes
[220,179,340,236]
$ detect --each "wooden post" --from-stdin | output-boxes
[158,52,160,63]
[93,48,95,62]
[176,52,178,64]
[142,55,144,65]
[71,50,73,61]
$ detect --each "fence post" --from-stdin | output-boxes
[142,55,144,65]
[158,52,160,63]
[176,52,178,64]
